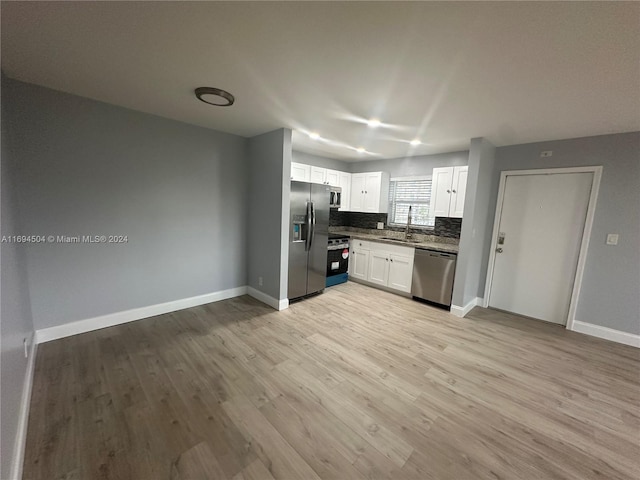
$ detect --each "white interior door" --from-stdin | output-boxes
[488,172,592,325]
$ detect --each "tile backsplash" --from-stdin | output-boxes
[329,211,387,229]
[330,210,462,239]
[434,217,462,238]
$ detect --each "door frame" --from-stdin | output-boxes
[483,166,602,330]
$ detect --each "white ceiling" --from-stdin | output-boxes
[2,2,639,161]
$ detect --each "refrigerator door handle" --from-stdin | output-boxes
[305,201,312,251]
[308,201,315,251]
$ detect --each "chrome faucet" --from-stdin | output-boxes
[405,205,412,240]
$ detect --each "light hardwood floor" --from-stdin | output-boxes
[23,282,640,479]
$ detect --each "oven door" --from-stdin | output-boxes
[327,244,349,276]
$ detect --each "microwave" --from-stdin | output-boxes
[329,186,342,208]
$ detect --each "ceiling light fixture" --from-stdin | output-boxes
[410,139,421,146]
[367,118,381,128]
[356,147,366,153]
[309,132,320,140]
[195,87,235,107]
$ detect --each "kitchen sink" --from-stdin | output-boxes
[379,236,423,244]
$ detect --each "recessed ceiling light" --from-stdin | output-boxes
[356,147,366,153]
[309,132,320,140]
[410,139,421,146]
[367,118,381,128]
[195,87,235,107]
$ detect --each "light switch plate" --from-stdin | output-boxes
[606,233,619,245]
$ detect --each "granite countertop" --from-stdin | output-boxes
[331,229,459,254]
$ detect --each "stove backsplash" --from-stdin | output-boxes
[329,210,462,239]
[329,210,387,229]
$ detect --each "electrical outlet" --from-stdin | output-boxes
[606,233,619,245]
[377,222,384,230]
[24,338,28,358]
[258,276,263,286]
[540,150,553,158]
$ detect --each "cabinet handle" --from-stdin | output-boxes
[361,190,364,194]
[447,189,451,193]
[385,258,388,262]
[365,191,368,194]
[452,189,456,193]
[390,258,393,262]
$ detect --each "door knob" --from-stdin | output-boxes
[496,248,503,253]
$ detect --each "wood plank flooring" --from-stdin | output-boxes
[23,282,640,479]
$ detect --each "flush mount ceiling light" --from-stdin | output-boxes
[309,132,320,140]
[410,139,421,146]
[195,87,235,106]
[356,147,366,153]
[367,118,381,128]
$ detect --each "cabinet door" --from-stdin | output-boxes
[368,250,389,286]
[431,167,454,217]
[310,166,326,184]
[450,166,468,218]
[291,162,311,182]
[363,173,381,212]
[350,174,366,211]
[338,172,351,211]
[388,253,413,293]
[350,248,370,280]
[325,169,340,187]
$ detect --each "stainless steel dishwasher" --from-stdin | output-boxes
[411,248,457,308]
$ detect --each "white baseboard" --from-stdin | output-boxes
[247,287,289,311]
[10,332,37,480]
[35,286,248,344]
[451,297,484,318]
[571,320,640,348]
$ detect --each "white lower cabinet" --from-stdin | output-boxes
[349,240,414,294]
[387,253,413,292]
[350,240,370,281]
[368,251,389,286]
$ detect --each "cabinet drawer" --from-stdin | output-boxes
[352,239,370,250]
[368,241,414,258]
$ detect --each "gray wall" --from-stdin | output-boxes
[247,129,291,301]
[349,150,468,177]
[1,89,35,480]
[493,132,640,334]
[452,138,497,307]
[292,150,350,172]
[3,77,249,330]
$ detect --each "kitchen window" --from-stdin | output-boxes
[388,176,434,227]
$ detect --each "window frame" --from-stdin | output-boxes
[387,175,435,229]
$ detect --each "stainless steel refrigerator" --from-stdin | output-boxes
[288,181,330,300]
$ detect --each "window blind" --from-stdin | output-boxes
[388,177,434,226]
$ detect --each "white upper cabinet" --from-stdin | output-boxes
[430,166,468,218]
[325,169,340,187]
[291,162,311,182]
[431,167,454,217]
[450,167,468,217]
[350,172,390,213]
[337,171,351,211]
[290,163,352,210]
[310,166,326,184]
